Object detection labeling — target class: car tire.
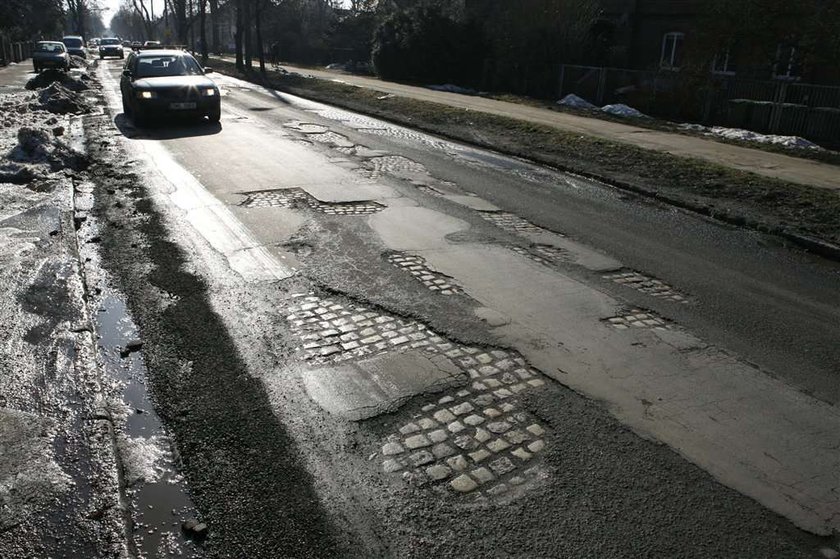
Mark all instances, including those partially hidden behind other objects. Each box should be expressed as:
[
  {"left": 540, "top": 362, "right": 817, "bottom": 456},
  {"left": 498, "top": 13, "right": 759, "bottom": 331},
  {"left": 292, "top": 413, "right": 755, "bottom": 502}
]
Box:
[
  {"left": 121, "top": 97, "right": 131, "bottom": 116},
  {"left": 100, "top": 54, "right": 104, "bottom": 60},
  {"left": 133, "top": 107, "right": 149, "bottom": 127},
  {"left": 33, "top": 64, "right": 39, "bottom": 73},
  {"left": 208, "top": 106, "right": 221, "bottom": 124}
]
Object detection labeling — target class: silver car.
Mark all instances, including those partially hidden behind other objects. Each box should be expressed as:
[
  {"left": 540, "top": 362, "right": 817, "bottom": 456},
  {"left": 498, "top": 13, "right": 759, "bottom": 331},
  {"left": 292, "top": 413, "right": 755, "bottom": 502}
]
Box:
[{"left": 33, "top": 41, "right": 70, "bottom": 72}]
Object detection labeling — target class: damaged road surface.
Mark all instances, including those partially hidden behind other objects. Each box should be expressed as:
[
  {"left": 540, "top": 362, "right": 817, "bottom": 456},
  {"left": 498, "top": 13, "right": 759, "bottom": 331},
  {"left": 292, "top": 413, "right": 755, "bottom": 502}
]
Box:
[{"left": 3, "top": 54, "right": 839, "bottom": 557}]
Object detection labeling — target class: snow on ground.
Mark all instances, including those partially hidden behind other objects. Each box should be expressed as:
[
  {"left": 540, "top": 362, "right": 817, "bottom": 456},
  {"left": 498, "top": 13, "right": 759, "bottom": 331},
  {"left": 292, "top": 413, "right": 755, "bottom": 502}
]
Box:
[
  {"left": 601, "top": 103, "right": 648, "bottom": 118},
  {"left": 557, "top": 93, "right": 597, "bottom": 110},
  {"left": 680, "top": 124, "right": 824, "bottom": 151}
]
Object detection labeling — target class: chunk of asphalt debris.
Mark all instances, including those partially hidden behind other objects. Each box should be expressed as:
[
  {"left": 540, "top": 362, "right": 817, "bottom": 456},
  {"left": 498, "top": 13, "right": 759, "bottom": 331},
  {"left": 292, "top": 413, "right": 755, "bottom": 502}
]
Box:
[
  {"left": 181, "top": 518, "right": 208, "bottom": 540},
  {"left": 119, "top": 339, "right": 143, "bottom": 358}
]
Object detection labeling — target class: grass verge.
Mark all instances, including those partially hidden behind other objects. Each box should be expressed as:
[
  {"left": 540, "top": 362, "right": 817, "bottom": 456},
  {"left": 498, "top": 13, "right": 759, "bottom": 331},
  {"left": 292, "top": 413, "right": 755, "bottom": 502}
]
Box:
[{"left": 213, "top": 59, "right": 840, "bottom": 252}]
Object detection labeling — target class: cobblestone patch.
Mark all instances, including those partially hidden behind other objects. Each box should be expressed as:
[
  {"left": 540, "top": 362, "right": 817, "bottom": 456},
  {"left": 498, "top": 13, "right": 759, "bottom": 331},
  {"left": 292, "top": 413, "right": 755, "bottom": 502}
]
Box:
[
  {"left": 509, "top": 244, "right": 574, "bottom": 267},
  {"left": 283, "top": 293, "right": 550, "bottom": 497},
  {"left": 239, "top": 188, "right": 384, "bottom": 215},
  {"left": 604, "top": 309, "right": 672, "bottom": 331},
  {"left": 603, "top": 270, "right": 688, "bottom": 303},
  {"left": 362, "top": 155, "right": 430, "bottom": 180},
  {"left": 386, "top": 252, "right": 462, "bottom": 295},
  {"left": 479, "top": 211, "right": 559, "bottom": 236},
  {"left": 306, "top": 131, "right": 355, "bottom": 148}
]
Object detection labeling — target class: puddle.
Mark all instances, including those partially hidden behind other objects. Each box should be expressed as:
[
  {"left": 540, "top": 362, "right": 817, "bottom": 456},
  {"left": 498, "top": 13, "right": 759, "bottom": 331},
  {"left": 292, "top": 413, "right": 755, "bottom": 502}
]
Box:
[{"left": 95, "top": 287, "right": 203, "bottom": 558}]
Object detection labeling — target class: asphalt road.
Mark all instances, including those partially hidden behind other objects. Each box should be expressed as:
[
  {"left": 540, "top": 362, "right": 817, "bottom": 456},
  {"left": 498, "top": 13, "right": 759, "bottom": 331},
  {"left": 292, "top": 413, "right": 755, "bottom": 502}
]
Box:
[{"left": 57, "top": 59, "right": 840, "bottom": 557}]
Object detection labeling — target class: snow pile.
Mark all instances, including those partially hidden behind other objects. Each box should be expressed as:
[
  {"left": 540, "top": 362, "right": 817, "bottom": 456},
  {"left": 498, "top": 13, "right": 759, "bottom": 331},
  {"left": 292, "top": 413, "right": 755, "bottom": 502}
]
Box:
[
  {"left": 68, "top": 55, "right": 89, "bottom": 69},
  {"left": 601, "top": 104, "right": 647, "bottom": 118},
  {"left": 557, "top": 93, "right": 596, "bottom": 110},
  {"left": 677, "top": 123, "right": 823, "bottom": 150},
  {"left": 37, "top": 82, "right": 92, "bottom": 114},
  {"left": 26, "top": 69, "right": 90, "bottom": 92}
]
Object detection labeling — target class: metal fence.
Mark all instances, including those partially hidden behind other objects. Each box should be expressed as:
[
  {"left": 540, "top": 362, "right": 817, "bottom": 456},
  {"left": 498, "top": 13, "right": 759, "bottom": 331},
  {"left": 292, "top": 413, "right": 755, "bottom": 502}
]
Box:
[
  {"left": 0, "top": 37, "right": 32, "bottom": 66},
  {"left": 558, "top": 64, "right": 840, "bottom": 147}
]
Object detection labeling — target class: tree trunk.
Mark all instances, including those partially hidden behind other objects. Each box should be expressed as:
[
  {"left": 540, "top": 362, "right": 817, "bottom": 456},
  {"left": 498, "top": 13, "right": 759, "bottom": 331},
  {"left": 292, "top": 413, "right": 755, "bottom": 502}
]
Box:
[
  {"left": 189, "top": 0, "right": 196, "bottom": 52},
  {"left": 235, "top": 0, "right": 243, "bottom": 69},
  {"left": 176, "top": 0, "right": 188, "bottom": 44},
  {"left": 209, "top": 0, "right": 219, "bottom": 54},
  {"left": 255, "top": 1, "right": 265, "bottom": 74},
  {"left": 199, "top": 0, "right": 208, "bottom": 62},
  {"left": 243, "top": 0, "right": 252, "bottom": 69}
]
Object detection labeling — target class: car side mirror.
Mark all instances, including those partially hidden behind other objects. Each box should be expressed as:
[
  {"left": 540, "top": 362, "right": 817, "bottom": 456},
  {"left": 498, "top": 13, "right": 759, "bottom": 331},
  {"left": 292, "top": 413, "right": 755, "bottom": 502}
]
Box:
[
  {"left": 122, "top": 69, "right": 132, "bottom": 79},
  {"left": 203, "top": 67, "right": 213, "bottom": 74}
]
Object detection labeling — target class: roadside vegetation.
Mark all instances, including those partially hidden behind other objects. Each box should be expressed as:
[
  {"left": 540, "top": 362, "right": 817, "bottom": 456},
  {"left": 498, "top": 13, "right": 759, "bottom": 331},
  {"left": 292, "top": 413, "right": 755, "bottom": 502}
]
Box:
[{"left": 214, "top": 58, "right": 840, "bottom": 251}]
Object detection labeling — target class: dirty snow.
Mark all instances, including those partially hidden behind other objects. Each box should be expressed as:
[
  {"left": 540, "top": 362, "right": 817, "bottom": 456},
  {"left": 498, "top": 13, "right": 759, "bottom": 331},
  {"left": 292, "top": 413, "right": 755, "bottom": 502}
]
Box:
[
  {"left": 680, "top": 123, "right": 823, "bottom": 151},
  {"left": 557, "top": 93, "right": 597, "bottom": 110},
  {"left": 601, "top": 103, "right": 648, "bottom": 118},
  {"left": 117, "top": 435, "right": 169, "bottom": 486}
]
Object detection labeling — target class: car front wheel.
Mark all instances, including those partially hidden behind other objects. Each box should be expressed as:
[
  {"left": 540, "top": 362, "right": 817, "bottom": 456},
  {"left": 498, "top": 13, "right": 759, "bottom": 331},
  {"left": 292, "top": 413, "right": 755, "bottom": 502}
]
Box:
[{"left": 33, "top": 64, "right": 39, "bottom": 73}]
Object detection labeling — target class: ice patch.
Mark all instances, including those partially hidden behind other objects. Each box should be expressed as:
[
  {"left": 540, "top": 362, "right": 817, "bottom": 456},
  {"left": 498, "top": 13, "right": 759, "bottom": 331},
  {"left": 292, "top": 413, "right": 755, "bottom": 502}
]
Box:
[{"left": 118, "top": 435, "right": 168, "bottom": 486}]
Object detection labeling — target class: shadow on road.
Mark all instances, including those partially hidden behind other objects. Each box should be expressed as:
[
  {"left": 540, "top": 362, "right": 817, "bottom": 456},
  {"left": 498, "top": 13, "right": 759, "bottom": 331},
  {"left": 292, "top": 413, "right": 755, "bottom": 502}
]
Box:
[{"left": 114, "top": 112, "right": 222, "bottom": 140}]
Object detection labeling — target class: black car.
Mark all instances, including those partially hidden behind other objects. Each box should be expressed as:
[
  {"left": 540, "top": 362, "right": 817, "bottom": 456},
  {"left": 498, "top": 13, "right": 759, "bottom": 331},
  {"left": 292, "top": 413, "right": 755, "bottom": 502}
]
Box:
[
  {"left": 61, "top": 36, "right": 86, "bottom": 59},
  {"left": 99, "top": 37, "right": 124, "bottom": 59},
  {"left": 120, "top": 50, "right": 221, "bottom": 126}
]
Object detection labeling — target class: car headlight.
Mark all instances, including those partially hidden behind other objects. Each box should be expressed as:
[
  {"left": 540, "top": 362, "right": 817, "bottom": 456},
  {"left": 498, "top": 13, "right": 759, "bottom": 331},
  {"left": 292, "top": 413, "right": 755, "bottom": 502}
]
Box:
[
  {"left": 202, "top": 88, "right": 217, "bottom": 97},
  {"left": 137, "top": 91, "right": 157, "bottom": 99}
]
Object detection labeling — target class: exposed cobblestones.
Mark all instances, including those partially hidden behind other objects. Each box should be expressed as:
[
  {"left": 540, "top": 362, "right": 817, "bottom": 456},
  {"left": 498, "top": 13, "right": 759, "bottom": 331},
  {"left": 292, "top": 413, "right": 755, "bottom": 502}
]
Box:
[
  {"left": 283, "top": 293, "right": 550, "bottom": 497},
  {"left": 604, "top": 309, "right": 672, "bottom": 331},
  {"left": 479, "top": 211, "right": 559, "bottom": 236},
  {"left": 508, "top": 244, "right": 574, "bottom": 267},
  {"left": 603, "top": 270, "right": 688, "bottom": 303},
  {"left": 239, "top": 188, "right": 384, "bottom": 215},
  {"left": 386, "top": 252, "right": 462, "bottom": 295}
]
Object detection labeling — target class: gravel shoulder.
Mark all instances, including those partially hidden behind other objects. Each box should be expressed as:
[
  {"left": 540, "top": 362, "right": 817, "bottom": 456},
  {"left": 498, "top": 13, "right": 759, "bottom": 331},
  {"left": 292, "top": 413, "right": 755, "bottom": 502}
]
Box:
[{"left": 210, "top": 60, "right": 840, "bottom": 255}]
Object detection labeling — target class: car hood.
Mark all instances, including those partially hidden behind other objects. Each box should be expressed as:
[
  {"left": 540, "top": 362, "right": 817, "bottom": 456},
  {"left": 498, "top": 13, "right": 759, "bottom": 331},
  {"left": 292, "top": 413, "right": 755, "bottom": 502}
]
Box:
[{"left": 133, "top": 76, "right": 216, "bottom": 89}]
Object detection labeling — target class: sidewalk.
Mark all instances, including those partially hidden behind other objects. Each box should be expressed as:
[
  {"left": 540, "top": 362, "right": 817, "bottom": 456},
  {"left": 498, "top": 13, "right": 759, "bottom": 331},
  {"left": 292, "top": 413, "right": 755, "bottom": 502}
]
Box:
[{"left": 224, "top": 58, "right": 840, "bottom": 192}]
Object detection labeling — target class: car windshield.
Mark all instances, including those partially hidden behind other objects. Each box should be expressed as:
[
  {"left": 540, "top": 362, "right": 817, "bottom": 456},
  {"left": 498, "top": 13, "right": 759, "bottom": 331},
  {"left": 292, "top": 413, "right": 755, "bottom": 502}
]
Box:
[
  {"left": 36, "top": 43, "right": 65, "bottom": 53},
  {"left": 101, "top": 38, "right": 120, "bottom": 45},
  {"left": 63, "top": 38, "right": 83, "bottom": 48},
  {"left": 135, "top": 55, "right": 203, "bottom": 78}
]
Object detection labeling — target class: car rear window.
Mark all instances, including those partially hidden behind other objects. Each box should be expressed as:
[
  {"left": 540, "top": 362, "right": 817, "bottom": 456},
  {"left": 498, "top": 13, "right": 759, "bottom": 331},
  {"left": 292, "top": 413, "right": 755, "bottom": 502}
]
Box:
[
  {"left": 37, "top": 43, "right": 65, "bottom": 53},
  {"left": 135, "top": 55, "right": 203, "bottom": 78},
  {"left": 101, "top": 38, "right": 120, "bottom": 45},
  {"left": 63, "top": 38, "right": 83, "bottom": 48}
]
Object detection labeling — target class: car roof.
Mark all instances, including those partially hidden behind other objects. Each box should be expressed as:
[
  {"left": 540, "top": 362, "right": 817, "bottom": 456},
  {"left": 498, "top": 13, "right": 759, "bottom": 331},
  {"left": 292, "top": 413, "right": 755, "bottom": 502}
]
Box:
[
  {"left": 62, "top": 35, "right": 83, "bottom": 39},
  {"left": 37, "top": 41, "right": 64, "bottom": 45}
]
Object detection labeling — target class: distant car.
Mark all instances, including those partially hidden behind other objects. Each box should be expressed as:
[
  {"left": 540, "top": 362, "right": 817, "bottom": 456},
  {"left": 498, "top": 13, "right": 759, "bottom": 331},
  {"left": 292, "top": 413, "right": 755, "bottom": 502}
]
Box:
[
  {"left": 32, "top": 41, "right": 70, "bottom": 72},
  {"left": 61, "top": 36, "right": 86, "bottom": 58},
  {"left": 89, "top": 38, "right": 100, "bottom": 48},
  {"left": 99, "top": 37, "right": 124, "bottom": 59},
  {"left": 120, "top": 50, "right": 220, "bottom": 126},
  {"left": 131, "top": 41, "right": 142, "bottom": 49},
  {"left": 122, "top": 40, "right": 132, "bottom": 47},
  {"left": 143, "top": 41, "right": 161, "bottom": 48}
]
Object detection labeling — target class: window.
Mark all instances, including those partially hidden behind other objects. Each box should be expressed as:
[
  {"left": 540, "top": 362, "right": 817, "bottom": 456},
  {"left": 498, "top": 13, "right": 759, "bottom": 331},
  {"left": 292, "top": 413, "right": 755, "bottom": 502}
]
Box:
[
  {"left": 712, "top": 48, "right": 735, "bottom": 75},
  {"left": 773, "top": 44, "right": 801, "bottom": 80},
  {"left": 660, "top": 32, "right": 684, "bottom": 69}
]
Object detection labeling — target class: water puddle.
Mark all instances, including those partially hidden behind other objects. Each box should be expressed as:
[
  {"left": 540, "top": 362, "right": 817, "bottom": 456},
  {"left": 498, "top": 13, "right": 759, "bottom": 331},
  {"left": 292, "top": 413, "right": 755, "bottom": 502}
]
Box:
[{"left": 95, "top": 286, "right": 203, "bottom": 558}]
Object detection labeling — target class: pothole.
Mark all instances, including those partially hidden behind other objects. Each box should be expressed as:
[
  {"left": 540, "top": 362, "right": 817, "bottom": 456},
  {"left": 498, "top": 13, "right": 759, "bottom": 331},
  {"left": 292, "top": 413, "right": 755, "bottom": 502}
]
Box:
[
  {"left": 386, "top": 252, "right": 462, "bottom": 295},
  {"left": 284, "top": 293, "right": 550, "bottom": 498},
  {"left": 603, "top": 308, "right": 673, "bottom": 330},
  {"left": 239, "top": 188, "right": 384, "bottom": 215},
  {"left": 362, "top": 155, "right": 430, "bottom": 180},
  {"left": 479, "top": 211, "right": 559, "bottom": 236},
  {"left": 603, "top": 270, "right": 689, "bottom": 303},
  {"left": 282, "top": 121, "right": 329, "bottom": 134},
  {"left": 305, "top": 131, "right": 354, "bottom": 148}
]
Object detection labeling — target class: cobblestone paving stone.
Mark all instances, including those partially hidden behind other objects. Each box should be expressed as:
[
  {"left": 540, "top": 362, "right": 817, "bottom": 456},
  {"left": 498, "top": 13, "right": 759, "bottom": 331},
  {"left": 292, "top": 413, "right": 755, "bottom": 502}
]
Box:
[
  {"left": 508, "top": 244, "right": 575, "bottom": 267},
  {"left": 479, "top": 211, "right": 561, "bottom": 236},
  {"left": 283, "top": 293, "right": 550, "bottom": 497},
  {"left": 604, "top": 309, "right": 672, "bottom": 331},
  {"left": 305, "top": 131, "right": 355, "bottom": 148},
  {"left": 603, "top": 270, "right": 689, "bottom": 303},
  {"left": 239, "top": 188, "right": 385, "bottom": 215},
  {"left": 362, "top": 155, "right": 431, "bottom": 180},
  {"left": 386, "top": 252, "right": 463, "bottom": 295}
]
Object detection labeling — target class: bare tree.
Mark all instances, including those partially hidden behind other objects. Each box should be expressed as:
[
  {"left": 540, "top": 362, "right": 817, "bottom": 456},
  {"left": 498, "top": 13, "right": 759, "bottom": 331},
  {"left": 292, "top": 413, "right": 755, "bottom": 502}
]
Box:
[{"left": 129, "top": 0, "right": 155, "bottom": 39}]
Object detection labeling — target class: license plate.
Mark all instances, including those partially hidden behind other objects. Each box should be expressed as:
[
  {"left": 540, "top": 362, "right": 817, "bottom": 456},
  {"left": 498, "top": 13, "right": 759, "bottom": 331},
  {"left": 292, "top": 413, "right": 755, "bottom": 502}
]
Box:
[{"left": 169, "top": 102, "right": 196, "bottom": 110}]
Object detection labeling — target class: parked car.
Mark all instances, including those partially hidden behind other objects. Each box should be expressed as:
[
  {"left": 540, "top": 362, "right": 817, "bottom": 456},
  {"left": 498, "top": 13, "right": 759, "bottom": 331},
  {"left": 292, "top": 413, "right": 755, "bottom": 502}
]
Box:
[
  {"left": 120, "top": 50, "right": 221, "bottom": 126},
  {"left": 122, "top": 40, "right": 132, "bottom": 47},
  {"left": 99, "top": 37, "right": 124, "bottom": 59},
  {"left": 32, "top": 41, "right": 70, "bottom": 72},
  {"left": 61, "top": 36, "right": 86, "bottom": 58}
]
